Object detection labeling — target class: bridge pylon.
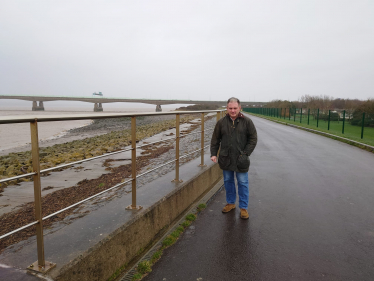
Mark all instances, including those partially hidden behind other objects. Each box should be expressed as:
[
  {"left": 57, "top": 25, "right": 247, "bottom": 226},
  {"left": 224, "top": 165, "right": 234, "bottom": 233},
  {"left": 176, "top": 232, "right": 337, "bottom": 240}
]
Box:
[
  {"left": 94, "top": 103, "right": 103, "bottom": 112},
  {"left": 32, "top": 101, "right": 45, "bottom": 111}
]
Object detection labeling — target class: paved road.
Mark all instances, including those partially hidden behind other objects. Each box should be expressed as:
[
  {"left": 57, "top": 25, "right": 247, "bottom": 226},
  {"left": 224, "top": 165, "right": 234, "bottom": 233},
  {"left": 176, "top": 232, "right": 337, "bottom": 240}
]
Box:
[{"left": 144, "top": 115, "right": 374, "bottom": 281}]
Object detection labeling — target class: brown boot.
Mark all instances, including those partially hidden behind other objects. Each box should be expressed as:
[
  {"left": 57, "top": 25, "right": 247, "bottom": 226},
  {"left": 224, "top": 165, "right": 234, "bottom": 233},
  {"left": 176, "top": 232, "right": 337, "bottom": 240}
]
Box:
[
  {"left": 222, "top": 204, "right": 236, "bottom": 213},
  {"left": 240, "top": 209, "right": 249, "bottom": 219}
]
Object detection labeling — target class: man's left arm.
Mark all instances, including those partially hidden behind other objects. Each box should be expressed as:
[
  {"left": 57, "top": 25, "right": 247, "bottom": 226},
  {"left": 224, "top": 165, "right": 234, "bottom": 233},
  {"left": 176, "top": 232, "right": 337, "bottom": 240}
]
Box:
[{"left": 243, "top": 119, "right": 257, "bottom": 156}]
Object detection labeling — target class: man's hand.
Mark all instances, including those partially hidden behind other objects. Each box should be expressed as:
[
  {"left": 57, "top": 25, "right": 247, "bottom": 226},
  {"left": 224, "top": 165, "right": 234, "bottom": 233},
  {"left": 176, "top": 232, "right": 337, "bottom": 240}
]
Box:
[{"left": 211, "top": 156, "right": 217, "bottom": 163}]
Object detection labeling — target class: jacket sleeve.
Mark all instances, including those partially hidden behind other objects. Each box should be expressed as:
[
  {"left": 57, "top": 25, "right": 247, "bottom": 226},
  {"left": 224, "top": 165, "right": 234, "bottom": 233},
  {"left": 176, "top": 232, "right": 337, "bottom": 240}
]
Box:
[
  {"left": 210, "top": 120, "right": 222, "bottom": 157},
  {"left": 244, "top": 119, "right": 257, "bottom": 156}
]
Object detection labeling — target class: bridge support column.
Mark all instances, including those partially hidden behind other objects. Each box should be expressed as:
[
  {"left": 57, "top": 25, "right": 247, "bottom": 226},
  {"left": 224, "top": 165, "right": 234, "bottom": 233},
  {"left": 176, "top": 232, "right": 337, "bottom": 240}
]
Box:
[
  {"left": 94, "top": 103, "right": 103, "bottom": 112},
  {"left": 32, "top": 101, "right": 45, "bottom": 111},
  {"left": 155, "top": 104, "right": 162, "bottom": 112}
]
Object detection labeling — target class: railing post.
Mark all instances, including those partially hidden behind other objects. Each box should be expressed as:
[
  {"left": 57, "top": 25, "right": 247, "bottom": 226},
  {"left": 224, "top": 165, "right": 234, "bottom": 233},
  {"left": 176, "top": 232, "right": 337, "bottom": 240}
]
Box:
[
  {"left": 342, "top": 110, "right": 345, "bottom": 134},
  {"left": 317, "top": 108, "right": 319, "bottom": 127},
  {"left": 27, "top": 120, "right": 56, "bottom": 274},
  {"left": 172, "top": 114, "right": 182, "bottom": 183},
  {"left": 199, "top": 113, "right": 207, "bottom": 167},
  {"left": 126, "top": 116, "right": 142, "bottom": 210},
  {"left": 300, "top": 108, "right": 303, "bottom": 123},
  {"left": 328, "top": 110, "right": 331, "bottom": 130}
]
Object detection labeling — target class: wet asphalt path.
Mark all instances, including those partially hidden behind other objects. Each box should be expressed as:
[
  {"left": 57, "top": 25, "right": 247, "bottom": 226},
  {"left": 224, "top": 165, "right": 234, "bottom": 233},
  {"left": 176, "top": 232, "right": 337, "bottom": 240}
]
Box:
[{"left": 143, "top": 115, "right": 374, "bottom": 281}]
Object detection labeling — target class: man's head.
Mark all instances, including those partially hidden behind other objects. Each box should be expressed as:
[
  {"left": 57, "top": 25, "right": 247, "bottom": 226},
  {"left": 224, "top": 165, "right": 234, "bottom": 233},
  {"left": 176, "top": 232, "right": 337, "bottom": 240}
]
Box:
[{"left": 227, "top": 97, "right": 241, "bottom": 120}]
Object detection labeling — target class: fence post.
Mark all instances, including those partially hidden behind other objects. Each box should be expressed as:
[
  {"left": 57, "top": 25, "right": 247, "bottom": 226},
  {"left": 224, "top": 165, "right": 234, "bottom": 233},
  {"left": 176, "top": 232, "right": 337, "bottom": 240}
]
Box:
[
  {"left": 172, "top": 114, "right": 183, "bottom": 182},
  {"left": 126, "top": 116, "right": 142, "bottom": 210},
  {"left": 317, "top": 108, "right": 319, "bottom": 127},
  {"left": 289, "top": 108, "right": 290, "bottom": 120},
  {"left": 199, "top": 113, "right": 206, "bottom": 167},
  {"left": 300, "top": 108, "right": 303, "bottom": 123},
  {"left": 361, "top": 112, "right": 365, "bottom": 139},
  {"left": 307, "top": 108, "right": 310, "bottom": 125},
  {"left": 27, "top": 120, "right": 56, "bottom": 273},
  {"left": 342, "top": 110, "right": 345, "bottom": 134},
  {"left": 294, "top": 108, "right": 296, "bottom": 122},
  {"left": 328, "top": 110, "right": 331, "bottom": 130}
]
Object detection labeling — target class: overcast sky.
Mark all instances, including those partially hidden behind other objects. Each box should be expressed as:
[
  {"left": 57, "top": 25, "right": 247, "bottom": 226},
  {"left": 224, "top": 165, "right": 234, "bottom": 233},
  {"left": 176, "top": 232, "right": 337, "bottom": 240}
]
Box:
[{"left": 1, "top": 0, "right": 373, "bottom": 103}]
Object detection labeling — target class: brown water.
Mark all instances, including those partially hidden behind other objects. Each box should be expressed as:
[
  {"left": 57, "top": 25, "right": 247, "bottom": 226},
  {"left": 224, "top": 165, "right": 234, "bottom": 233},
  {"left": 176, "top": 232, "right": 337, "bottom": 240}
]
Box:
[{"left": 0, "top": 107, "right": 177, "bottom": 154}]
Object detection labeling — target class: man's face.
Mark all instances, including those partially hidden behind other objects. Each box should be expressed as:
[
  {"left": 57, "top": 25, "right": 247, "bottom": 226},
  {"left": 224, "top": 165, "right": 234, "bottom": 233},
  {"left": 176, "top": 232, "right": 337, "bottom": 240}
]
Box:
[{"left": 227, "top": 102, "right": 241, "bottom": 119}]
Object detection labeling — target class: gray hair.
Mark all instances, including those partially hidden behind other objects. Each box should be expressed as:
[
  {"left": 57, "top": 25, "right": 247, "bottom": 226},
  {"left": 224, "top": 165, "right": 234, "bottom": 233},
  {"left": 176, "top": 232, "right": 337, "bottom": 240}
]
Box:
[{"left": 227, "top": 97, "right": 241, "bottom": 105}]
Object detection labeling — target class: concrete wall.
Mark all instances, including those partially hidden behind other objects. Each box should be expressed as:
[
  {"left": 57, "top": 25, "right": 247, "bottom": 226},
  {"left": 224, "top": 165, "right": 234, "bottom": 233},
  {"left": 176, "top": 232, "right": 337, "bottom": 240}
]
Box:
[{"left": 54, "top": 163, "right": 222, "bottom": 281}]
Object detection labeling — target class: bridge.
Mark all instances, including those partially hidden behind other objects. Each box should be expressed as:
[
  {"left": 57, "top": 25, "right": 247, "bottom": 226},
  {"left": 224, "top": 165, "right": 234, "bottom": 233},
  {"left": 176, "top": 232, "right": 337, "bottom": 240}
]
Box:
[{"left": 0, "top": 94, "right": 265, "bottom": 112}]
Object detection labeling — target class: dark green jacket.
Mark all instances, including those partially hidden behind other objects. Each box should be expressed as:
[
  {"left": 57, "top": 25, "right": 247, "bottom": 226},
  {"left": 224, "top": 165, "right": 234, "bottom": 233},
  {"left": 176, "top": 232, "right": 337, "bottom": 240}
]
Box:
[{"left": 210, "top": 113, "right": 257, "bottom": 172}]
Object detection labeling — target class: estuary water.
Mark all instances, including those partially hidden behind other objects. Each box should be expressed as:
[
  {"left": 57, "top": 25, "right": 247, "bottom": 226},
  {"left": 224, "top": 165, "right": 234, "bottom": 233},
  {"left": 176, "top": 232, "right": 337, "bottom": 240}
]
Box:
[{"left": 0, "top": 106, "right": 177, "bottom": 155}]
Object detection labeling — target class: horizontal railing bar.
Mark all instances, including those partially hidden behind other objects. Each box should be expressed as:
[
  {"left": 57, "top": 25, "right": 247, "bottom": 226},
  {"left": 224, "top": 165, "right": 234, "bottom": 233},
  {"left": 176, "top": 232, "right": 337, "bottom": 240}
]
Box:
[
  {"left": 40, "top": 148, "right": 133, "bottom": 173},
  {"left": 0, "top": 136, "right": 213, "bottom": 185},
  {"left": 0, "top": 220, "right": 39, "bottom": 240},
  {"left": 43, "top": 178, "right": 133, "bottom": 221},
  {"left": 0, "top": 172, "right": 36, "bottom": 183},
  {"left": 136, "top": 159, "right": 177, "bottom": 178},
  {"left": 136, "top": 136, "right": 176, "bottom": 149},
  {"left": 181, "top": 131, "right": 201, "bottom": 137},
  {"left": 179, "top": 144, "right": 211, "bottom": 160},
  {"left": 0, "top": 110, "right": 225, "bottom": 124},
  {"left": 180, "top": 148, "right": 202, "bottom": 159}
]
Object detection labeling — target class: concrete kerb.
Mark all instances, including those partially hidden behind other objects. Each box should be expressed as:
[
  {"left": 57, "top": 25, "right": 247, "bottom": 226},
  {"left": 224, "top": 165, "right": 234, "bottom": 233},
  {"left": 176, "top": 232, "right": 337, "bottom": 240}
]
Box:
[
  {"left": 52, "top": 162, "right": 223, "bottom": 281},
  {"left": 246, "top": 113, "right": 374, "bottom": 153},
  {"left": 119, "top": 178, "right": 224, "bottom": 281}
]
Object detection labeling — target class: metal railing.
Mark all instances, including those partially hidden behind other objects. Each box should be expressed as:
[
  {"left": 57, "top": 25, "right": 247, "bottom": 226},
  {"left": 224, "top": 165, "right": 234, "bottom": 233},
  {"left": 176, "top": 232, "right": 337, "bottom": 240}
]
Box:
[{"left": 0, "top": 109, "right": 226, "bottom": 273}]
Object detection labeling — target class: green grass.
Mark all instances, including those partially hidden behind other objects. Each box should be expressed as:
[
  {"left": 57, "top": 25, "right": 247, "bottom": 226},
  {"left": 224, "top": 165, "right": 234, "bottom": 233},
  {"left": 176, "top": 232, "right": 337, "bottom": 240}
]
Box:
[
  {"left": 248, "top": 113, "right": 374, "bottom": 147},
  {"left": 185, "top": 213, "right": 197, "bottom": 221},
  {"left": 162, "top": 235, "right": 176, "bottom": 247},
  {"left": 197, "top": 203, "right": 207, "bottom": 212},
  {"left": 150, "top": 250, "right": 162, "bottom": 263},
  {"left": 131, "top": 273, "right": 142, "bottom": 281},
  {"left": 181, "top": 220, "right": 191, "bottom": 228},
  {"left": 137, "top": 260, "right": 152, "bottom": 275}
]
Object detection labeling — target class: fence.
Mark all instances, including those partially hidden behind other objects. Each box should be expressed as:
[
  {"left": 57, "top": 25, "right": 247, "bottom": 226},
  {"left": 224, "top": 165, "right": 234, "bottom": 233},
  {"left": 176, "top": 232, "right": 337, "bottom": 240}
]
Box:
[
  {"left": 0, "top": 109, "right": 225, "bottom": 273},
  {"left": 244, "top": 107, "right": 374, "bottom": 144}
]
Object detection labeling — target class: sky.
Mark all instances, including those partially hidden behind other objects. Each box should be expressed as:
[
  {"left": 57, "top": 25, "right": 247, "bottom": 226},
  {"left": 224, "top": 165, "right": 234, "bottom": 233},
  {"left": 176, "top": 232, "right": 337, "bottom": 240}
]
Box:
[{"left": 1, "top": 0, "right": 373, "bottom": 104}]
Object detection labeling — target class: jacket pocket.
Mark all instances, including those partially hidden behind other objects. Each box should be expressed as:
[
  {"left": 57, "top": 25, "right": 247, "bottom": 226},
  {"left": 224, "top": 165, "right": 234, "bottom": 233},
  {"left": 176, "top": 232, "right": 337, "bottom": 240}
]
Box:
[
  {"left": 237, "top": 154, "right": 250, "bottom": 171},
  {"left": 218, "top": 150, "right": 231, "bottom": 170}
]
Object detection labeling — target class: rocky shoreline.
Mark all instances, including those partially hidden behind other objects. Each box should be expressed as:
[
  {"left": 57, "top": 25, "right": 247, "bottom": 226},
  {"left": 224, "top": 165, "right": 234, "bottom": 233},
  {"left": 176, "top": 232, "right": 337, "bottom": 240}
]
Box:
[{"left": 0, "top": 115, "right": 176, "bottom": 157}]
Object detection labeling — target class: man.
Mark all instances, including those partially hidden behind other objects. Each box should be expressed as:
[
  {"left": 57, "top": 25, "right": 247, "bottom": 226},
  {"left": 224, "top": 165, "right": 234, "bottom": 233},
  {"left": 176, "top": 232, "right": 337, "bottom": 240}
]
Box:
[{"left": 210, "top": 97, "right": 257, "bottom": 219}]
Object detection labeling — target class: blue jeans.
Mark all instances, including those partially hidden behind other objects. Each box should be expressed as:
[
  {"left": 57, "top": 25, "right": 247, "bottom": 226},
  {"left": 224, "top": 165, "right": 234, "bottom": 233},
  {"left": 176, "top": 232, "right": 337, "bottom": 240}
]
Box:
[{"left": 223, "top": 170, "right": 249, "bottom": 209}]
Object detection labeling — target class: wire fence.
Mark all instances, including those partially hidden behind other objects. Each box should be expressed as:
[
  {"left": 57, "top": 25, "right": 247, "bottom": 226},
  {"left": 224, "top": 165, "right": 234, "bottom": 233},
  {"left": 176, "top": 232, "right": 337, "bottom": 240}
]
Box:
[{"left": 244, "top": 107, "right": 374, "bottom": 146}]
